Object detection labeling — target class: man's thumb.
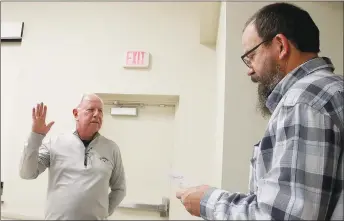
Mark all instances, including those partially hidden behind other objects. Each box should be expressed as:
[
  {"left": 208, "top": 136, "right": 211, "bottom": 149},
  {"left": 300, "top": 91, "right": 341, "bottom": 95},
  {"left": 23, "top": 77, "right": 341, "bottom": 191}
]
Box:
[{"left": 47, "top": 121, "right": 55, "bottom": 129}]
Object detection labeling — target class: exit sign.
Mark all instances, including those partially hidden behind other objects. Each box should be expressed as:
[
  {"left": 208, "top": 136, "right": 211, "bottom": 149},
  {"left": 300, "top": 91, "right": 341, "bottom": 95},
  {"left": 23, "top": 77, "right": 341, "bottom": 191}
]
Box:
[{"left": 123, "top": 51, "right": 150, "bottom": 68}]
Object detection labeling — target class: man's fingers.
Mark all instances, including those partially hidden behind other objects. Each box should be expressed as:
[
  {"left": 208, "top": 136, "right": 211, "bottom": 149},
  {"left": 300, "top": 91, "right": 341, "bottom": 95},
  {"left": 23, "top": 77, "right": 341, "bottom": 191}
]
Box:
[
  {"left": 176, "top": 190, "right": 185, "bottom": 199},
  {"left": 36, "top": 103, "right": 42, "bottom": 117},
  {"left": 176, "top": 188, "right": 191, "bottom": 199},
  {"left": 34, "top": 102, "right": 46, "bottom": 118},
  {"left": 176, "top": 188, "right": 195, "bottom": 203},
  {"left": 39, "top": 102, "right": 44, "bottom": 116},
  {"left": 32, "top": 107, "right": 36, "bottom": 120},
  {"left": 42, "top": 105, "right": 47, "bottom": 119},
  {"left": 36, "top": 103, "right": 40, "bottom": 117},
  {"left": 181, "top": 191, "right": 193, "bottom": 203}
]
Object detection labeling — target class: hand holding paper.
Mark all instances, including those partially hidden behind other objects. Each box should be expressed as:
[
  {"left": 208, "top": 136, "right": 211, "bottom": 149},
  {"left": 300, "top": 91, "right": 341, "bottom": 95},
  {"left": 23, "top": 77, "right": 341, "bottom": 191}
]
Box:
[
  {"left": 170, "top": 172, "right": 211, "bottom": 217},
  {"left": 175, "top": 184, "right": 211, "bottom": 217}
]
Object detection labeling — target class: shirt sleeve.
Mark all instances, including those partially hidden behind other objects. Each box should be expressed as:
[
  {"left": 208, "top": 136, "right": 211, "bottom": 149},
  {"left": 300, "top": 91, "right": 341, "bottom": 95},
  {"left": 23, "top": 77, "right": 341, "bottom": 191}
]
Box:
[
  {"left": 19, "top": 132, "right": 51, "bottom": 179},
  {"left": 200, "top": 103, "right": 342, "bottom": 220},
  {"left": 108, "top": 144, "right": 126, "bottom": 216}
]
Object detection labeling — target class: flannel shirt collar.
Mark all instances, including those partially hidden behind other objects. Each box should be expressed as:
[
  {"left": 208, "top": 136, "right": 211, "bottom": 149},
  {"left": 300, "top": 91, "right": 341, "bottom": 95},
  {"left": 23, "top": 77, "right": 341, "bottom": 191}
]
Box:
[{"left": 266, "top": 57, "right": 335, "bottom": 113}]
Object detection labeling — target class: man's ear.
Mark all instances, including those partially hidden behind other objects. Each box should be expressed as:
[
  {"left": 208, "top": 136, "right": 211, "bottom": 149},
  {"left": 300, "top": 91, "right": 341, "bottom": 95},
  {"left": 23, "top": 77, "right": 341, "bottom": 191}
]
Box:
[
  {"left": 275, "top": 33, "right": 289, "bottom": 60},
  {"left": 72, "top": 109, "right": 79, "bottom": 121}
]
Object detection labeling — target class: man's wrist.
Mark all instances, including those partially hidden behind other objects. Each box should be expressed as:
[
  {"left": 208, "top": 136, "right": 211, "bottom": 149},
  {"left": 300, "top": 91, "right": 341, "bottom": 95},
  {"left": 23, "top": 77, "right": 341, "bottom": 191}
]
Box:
[
  {"left": 27, "top": 131, "right": 45, "bottom": 148},
  {"left": 200, "top": 187, "right": 225, "bottom": 220}
]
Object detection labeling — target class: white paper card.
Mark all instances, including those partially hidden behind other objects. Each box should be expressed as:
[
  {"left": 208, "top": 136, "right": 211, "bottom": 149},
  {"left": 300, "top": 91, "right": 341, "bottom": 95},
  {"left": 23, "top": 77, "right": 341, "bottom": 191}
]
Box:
[{"left": 169, "top": 172, "right": 197, "bottom": 189}]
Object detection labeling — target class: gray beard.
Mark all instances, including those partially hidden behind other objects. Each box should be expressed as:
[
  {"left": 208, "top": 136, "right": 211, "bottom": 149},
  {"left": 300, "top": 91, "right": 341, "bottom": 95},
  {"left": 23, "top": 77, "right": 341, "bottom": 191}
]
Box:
[{"left": 256, "top": 70, "right": 284, "bottom": 118}]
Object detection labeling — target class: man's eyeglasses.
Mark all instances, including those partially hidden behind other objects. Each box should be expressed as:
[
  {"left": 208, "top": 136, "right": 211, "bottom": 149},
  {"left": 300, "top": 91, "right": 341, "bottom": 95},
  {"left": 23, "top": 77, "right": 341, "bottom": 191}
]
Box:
[{"left": 241, "top": 38, "right": 273, "bottom": 68}]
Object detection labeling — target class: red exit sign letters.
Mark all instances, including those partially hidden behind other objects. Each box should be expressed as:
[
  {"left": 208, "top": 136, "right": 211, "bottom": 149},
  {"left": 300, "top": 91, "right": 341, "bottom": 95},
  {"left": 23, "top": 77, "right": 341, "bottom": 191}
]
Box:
[{"left": 124, "top": 51, "right": 150, "bottom": 68}]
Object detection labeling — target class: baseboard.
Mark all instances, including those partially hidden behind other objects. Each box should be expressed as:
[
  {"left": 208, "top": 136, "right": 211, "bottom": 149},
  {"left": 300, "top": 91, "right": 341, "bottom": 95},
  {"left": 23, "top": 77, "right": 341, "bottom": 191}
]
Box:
[{"left": 1, "top": 211, "right": 42, "bottom": 220}]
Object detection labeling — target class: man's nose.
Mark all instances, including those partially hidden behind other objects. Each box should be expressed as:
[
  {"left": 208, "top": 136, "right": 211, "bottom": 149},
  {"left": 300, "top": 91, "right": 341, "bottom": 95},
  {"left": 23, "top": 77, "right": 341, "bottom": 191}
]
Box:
[
  {"left": 247, "top": 67, "right": 255, "bottom": 76},
  {"left": 93, "top": 109, "right": 100, "bottom": 117}
]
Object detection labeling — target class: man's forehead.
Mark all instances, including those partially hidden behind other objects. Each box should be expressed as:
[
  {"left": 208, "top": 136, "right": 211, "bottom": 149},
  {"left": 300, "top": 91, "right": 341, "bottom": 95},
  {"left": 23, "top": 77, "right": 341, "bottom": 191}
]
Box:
[
  {"left": 242, "top": 23, "right": 261, "bottom": 52},
  {"left": 80, "top": 99, "right": 103, "bottom": 108}
]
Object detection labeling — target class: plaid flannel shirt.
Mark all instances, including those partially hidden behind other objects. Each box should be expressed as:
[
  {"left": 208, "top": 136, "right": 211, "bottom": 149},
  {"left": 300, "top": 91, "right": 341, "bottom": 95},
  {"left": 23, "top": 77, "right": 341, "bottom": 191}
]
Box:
[{"left": 201, "top": 57, "right": 344, "bottom": 220}]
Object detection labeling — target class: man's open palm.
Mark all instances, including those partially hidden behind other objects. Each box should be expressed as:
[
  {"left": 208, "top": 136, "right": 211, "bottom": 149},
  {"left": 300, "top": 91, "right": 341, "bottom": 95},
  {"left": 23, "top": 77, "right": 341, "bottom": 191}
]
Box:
[{"left": 32, "top": 102, "right": 55, "bottom": 135}]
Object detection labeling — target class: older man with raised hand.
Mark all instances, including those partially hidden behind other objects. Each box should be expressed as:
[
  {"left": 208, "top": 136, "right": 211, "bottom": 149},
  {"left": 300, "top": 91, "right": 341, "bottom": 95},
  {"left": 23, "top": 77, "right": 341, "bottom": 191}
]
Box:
[
  {"left": 176, "top": 2, "right": 343, "bottom": 220},
  {"left": 20, "top": 93, "right": 126, "bottom": 220}
]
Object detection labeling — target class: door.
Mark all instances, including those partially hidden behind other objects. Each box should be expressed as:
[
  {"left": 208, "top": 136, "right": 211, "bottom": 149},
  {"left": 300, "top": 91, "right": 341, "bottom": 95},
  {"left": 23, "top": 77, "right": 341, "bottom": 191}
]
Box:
[{"left": 100, "top": 104, "right": 175, "bottom": 220}]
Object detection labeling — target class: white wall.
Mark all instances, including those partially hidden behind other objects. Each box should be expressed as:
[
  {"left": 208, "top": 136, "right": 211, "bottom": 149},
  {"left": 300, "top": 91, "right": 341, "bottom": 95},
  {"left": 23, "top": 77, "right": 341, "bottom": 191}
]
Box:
[
  {"left": 214, "top": 1, "right": 226, "bottom": 187},
  {"left": 1, "top": 2, "right": 217, "bottom": 219},
  {"left": 221, "top": 1, "right": 343, "bottom": 192}
]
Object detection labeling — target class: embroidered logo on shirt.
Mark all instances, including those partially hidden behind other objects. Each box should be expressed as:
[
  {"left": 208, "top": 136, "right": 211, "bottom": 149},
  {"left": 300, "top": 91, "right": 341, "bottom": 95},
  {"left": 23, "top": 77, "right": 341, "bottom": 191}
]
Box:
[{"left": 99, "top": 156, "right": 109, "bottom": 163}]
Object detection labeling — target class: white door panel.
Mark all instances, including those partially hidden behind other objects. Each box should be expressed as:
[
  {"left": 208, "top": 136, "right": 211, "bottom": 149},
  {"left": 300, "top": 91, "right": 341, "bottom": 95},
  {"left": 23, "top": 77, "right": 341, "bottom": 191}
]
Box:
[{"left": 100, "top": 105, "right": 175, "bottom": 220}]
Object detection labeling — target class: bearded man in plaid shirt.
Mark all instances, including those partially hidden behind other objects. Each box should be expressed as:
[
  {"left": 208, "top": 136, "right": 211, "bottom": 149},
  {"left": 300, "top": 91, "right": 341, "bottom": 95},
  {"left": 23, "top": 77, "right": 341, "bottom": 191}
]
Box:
[{"left": 176, "top": 2, "right": 343, "bottom": 220}]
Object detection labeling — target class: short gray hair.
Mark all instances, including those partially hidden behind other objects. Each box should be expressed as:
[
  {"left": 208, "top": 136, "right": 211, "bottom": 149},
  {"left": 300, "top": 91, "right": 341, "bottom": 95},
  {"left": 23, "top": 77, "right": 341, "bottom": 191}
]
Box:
[{"left": 77, "top": 93, "right": 104, "bottom": 109}]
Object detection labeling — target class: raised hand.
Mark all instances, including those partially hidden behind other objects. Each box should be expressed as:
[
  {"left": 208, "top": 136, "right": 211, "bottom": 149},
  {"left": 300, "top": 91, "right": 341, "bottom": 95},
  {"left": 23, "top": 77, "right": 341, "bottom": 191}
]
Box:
[{"left": 32, "top": 102, "right": 55, "bottom": 135}]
